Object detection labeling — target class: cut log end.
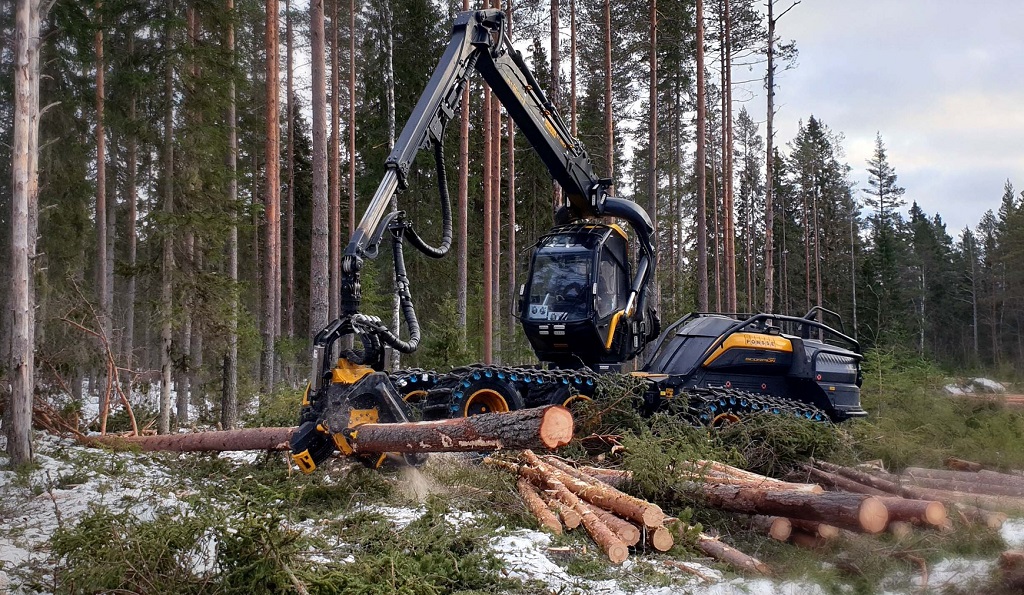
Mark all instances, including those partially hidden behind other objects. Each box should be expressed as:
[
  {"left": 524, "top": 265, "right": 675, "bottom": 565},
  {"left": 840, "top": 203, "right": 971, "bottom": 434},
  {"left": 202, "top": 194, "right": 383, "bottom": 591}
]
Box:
[
  {"left": 539, "top": 406, "right": 575, "bottom": 449},
  {"left": 859, "top": 496, "right": 889, "bottom": 534},
  {"left": 647, "top": 526, "right": 674, "bottom": 552},
  {"left": 924, "top": 500, "right": 947, "bottom": 527},
  {"left": 607, "top": 542, "right": 629, "bottom": 565}
]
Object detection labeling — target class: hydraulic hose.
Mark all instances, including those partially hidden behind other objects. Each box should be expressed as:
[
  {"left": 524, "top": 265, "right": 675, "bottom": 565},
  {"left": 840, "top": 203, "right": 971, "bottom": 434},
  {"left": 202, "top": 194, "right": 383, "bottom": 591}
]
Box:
[{"left": 404, "top": 138, "right": 453, "bottom": 259}]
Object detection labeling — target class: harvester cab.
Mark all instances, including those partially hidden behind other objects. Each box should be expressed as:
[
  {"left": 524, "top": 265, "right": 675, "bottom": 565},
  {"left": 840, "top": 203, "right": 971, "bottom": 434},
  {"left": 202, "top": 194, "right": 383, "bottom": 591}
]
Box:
[{"left": 519, "top": 223, "right": 658, "bottom": 372}]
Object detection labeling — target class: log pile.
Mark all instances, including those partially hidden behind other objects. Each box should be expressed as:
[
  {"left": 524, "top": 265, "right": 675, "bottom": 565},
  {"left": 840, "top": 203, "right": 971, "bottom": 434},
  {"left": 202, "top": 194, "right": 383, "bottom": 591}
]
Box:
[{"left": 486, "top": 451, "right": 772, "bottom": 574}]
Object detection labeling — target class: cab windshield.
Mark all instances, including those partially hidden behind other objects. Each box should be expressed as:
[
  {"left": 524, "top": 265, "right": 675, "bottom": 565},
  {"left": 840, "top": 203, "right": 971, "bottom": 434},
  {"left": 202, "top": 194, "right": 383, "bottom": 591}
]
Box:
[{"left": 526, "top": 250, "right": 592, "bottom": 322}]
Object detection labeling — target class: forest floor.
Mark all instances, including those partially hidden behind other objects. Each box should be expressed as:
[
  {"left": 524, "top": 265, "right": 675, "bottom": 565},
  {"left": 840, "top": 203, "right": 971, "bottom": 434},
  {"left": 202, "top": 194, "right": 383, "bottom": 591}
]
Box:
[
  {"left": 3, "top": 356, "right": 1024, "bottom": 593},
  {"left": 1, "top": 427, "right": 1022, "bottom": 594}
]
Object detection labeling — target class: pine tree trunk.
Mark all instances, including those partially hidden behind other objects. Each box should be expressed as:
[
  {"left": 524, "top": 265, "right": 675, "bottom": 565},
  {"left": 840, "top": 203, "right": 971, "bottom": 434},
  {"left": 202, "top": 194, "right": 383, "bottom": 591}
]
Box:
[
  {"left": 569, "top": 0, "right": 577, "bottom": 136},
  {"left": 602, "top": 0, "right": 613, "bottom": 183},
  {"left": 262, "top": 0, "right": 280, "bottom": 392},
  {"left": 550, "top": 0, "right": 561, "bottom": 212},
  {"left": 95, "top": 0, "right": 110, "bottom": 352},
  {"left": 456, "top": 0, "right": 469, "bottom": 333},
  {"left": 124, "top": 82, "right": 137, "bottom": 372},
  {"left": 490, "top": 0, "right": 502, "bottom": 362},
  {"left": 483, "top": 83, "right": 493, "bottom": 363},
  {"left": 506, "top": 2, "right": 517, "bottom": 342},
  {"left": 310, "top": 0, "right": 330, "bottom": 351},
  {"left": 722, "top": 0, "right": 736, "bottom": 313},
  {"left": 223, "top": 0, "right": 239, "bottom": 431},
  {"left": 7, "top": 0, "right": 41, "bottom": 466},
  {"left": 695, "top": 0, "right": 708, "bottom": 311},
  {"left": 764, "top": 0, "right": 775, "bottom": 311},
  {"left": 329, "top": 0, "right": 341, "bottom": 322},
  {"left": 285, "top": 0, "right": 296, "bottom": 339},
  {"left": 348, "top": 0, "right": 357, "bottom": 236},
  {"left": 159, "top": 1, "right": 175, "bottom": 435},
  {"left": 647, "top": 0, "right": 658, "bottom": 319}
]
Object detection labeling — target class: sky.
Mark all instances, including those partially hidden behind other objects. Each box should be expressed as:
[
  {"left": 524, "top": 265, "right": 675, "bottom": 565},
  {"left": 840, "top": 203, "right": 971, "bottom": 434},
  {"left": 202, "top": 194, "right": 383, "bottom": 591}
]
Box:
[{"left": 763, "top": 0, "right": 1024, "bottom": 234}]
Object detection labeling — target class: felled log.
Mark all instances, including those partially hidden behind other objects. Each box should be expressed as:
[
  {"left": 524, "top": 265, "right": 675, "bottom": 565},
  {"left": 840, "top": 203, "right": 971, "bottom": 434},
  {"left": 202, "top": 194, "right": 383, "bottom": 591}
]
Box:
[
  {"left": 945, "top": 457, "right": 984, "bottom": 472},
  {"left": 788, "top": 529, "right": 826, "bottom": 549},
  {"left": 816, "top": 461, "right": 1007, "bottom": 526},
  {"left": 516, "top": 454, "right": 628, "bottom": 563},
  {"left": 546, "top": 496, "right": 583, "bottom": 530},
  {"left": 522, "top": 451, "right": 665, "bottom": 528},
  {"left": 687, "top": 461, "right": 823, "bottom": 493},
  {"left": 646, "top": 526, "right": 675, "bottom": 552},
  {"left": 352, "top": 405, "right": 574, "bottom": 453},
  {"left": 693, "top": 484, "right": 889, "bottom": 534},
  {"left": 876, "top": 497, "right": 946, "bottom": 528},
  {"left": 887, "top": 521, "right": 914, "bottom": 539},
  {"left": 696, "top": 535, "right": 772, "bottom": 576},
  {"left": 85, "top": 426, "right": 296, "bottom": 452},
  {"left": 902, "top": 474, "right": 1024, "bottom": 498},
  {"left": 580, "top": 466, "right": 633, "bottom": 488},
  {"left": 799, "top": 466, "right": 890, "bottom": 497},
  {"left": 580, "top": 502, "right": 641, "bottom": 546},
  {"left": 788, "top": 518, "right": 838, "bottom": 539},
  {"left": 749, "top": 515, "right": 792, "bottom": 541},
  {"left": 904, "top": 466, "right": 1024, "bottom": 486},
  {"left": 517, "top": 477, "right": 562, "bottom": 534}
]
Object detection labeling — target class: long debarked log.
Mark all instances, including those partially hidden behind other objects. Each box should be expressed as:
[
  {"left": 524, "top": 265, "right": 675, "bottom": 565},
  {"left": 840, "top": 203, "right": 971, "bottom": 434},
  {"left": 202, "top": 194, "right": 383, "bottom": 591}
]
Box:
[
  {"left": 85, "top": 427, "right": 296, "bottom": 452},
  {"left": 692, "top": 484, "right": 888, "bottom": 534},
  {"left": 352, "top": 405, "right": 574, "bottom": 453}
]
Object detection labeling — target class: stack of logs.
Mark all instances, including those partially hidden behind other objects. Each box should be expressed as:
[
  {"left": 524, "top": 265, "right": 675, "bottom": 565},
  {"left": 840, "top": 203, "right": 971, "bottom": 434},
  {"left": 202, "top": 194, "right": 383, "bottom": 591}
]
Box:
[
  {"left": 494, "top": 455, "right": 964, "bottom": 570},
  {"left": 485, "top": 451, "right": 772, "bottom": 574},
  {"left": 804, "top": 458, "right": 1021, "bottom": 529},
  {"left": 673, "top": 460, "right": 947, "bottom": 547}
]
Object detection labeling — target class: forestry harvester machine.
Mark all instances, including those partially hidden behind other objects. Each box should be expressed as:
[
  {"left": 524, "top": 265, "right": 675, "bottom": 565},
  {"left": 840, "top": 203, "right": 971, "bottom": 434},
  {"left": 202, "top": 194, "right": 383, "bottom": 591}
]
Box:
[{"left": 289, "top": 9, "right": 866, "bottom": 473}]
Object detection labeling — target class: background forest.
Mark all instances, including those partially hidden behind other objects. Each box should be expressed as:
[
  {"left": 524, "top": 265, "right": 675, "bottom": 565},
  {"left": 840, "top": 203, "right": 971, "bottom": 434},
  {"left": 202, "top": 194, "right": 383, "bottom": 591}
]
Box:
[{"left": 2, "top": 0, "right": 1022, "bottom": 447}]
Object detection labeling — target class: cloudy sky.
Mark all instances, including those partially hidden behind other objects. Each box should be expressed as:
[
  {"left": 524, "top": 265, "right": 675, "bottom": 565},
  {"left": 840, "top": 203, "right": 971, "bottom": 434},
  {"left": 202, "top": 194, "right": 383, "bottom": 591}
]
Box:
[{"left": 762, "top": 0, "right": 1024, "bottom": 234}]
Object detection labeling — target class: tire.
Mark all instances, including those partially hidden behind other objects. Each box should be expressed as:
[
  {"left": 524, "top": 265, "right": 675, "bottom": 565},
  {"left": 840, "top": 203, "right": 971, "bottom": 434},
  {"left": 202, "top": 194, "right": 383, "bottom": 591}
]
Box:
[{"left": 449, "top": 369, "right": 525, "bottom": 417}]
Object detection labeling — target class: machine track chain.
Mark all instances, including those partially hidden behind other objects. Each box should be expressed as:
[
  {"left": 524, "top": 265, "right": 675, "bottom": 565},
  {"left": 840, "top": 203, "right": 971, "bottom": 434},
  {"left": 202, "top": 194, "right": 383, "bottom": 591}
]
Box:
[
  {"left": 390, "top": 364, "right": 599, "bottom": 420},
  {"left": 684, "top": 386, "right": 831, "bottom": 426}
]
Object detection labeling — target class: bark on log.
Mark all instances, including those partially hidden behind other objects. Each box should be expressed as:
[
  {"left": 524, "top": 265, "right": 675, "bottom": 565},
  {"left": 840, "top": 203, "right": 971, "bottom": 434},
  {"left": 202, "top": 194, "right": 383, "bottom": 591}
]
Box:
[
  {"left": 516, "top": 455, "right": 628, "bottom": 563},
  {"left": 546, "top": 496, "right": 582, "bottom": 530},
  {"left": 522, "top": 451, "right": 665, "bottom": 528},
  {"left": 352, "top": 405, "right": 573, "bottom": 453},
  {"left": 788, "top": 518, "right": 838, "bottom": 539},
  {"left": 693, "top": 484, "right": 888, "bottom": 534},
  {"left": 581, "top": 501, "right": 640, "bottom": 545},
  {"left": 85, "top": 427, "right": 295, "bottom": 452},
  {"left": 876, "top": 497, "right": 947, "bottom": 528},
  {"left": 887, "top": 521, "right": 914, "bottom": 539},
  {"left": 816, "top": 461, "right": 1007, "bottom": 526},
  {"left": 750, "top": 515, "right": 792, "bottom": 541},
  {"left": 580, "top": 465, "right": 632, "bottom": 488},
  {"left": 945, "top": 457, "right": 985, "bottom": 472},
  {"left": 518, "top": 477, "right": 562, "bottom": 534},
  {"left": 788, "top": 529, "right": 826, "bottom": 549},
  {"left": 696, "top": 534, "right": 772, "bottom": 575},
  {"left": 800, "top": 465, "right": 890, "bottom": 497},
  {"left": 904, "top": 467, "right": 1024, "bottom": 490}
]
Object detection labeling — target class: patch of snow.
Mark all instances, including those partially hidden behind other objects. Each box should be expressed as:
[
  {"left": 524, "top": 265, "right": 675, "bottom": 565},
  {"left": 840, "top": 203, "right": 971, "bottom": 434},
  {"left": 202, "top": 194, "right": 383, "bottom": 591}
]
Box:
[
  {"left": 944, "top": 383, "right": 967, "bottom": 396},
  {"left": 1001, "top": 518, "right": 1024, "bottom": 549},
  {"left": 970, "top": 378, "right": 1007, "bottom": 394},
  {"left": 354, "top": 504, "right": 425, "bottom": 530},
  {"left": 917, "top": 558, "right": 993, "bottom": 590}
]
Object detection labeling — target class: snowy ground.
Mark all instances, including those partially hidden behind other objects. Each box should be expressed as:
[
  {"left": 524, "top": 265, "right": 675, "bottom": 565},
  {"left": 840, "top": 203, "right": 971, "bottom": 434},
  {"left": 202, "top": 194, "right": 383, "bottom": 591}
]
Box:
[{"left": 0, "top": 432, "right": 1017, "bottom": 594}]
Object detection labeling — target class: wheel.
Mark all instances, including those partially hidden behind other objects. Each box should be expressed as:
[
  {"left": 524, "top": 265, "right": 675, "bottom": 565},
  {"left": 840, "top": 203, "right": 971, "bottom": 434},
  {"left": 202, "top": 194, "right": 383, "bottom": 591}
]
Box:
[{"left": 450, "top": 369, "right": 525, "bottom": 417}]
